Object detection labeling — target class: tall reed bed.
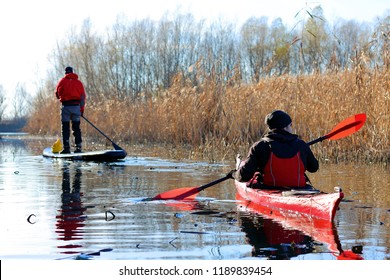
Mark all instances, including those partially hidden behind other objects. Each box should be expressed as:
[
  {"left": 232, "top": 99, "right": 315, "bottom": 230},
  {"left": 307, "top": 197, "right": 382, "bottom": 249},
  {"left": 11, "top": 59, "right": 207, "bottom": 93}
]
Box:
[{"left": 25, "top": 67, "right": 389, "bottom": 163}]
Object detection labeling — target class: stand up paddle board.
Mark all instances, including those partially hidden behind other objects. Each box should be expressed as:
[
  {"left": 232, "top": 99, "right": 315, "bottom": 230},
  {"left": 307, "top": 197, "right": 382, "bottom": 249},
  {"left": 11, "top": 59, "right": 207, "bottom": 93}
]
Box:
[{"left": 43, "top": 147, "right": 126, "bottom": 161}]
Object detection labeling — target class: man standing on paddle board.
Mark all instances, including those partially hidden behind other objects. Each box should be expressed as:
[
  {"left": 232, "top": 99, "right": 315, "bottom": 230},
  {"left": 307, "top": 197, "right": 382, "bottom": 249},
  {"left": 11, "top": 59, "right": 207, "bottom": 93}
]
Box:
[
  {"left": 231, "top": 110, "right": 319, "bottom": 188},
  {"left": 55, "top": 66, "right": 86, "bottom": 154}
]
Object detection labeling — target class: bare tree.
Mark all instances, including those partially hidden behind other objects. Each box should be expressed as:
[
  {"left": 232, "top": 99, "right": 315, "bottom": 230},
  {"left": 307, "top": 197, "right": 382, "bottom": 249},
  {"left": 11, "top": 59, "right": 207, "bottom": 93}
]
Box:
[
  {"left": 269, "top": 18, "right": 291, "bottom": 75},
  {"left": 240, "top": 17, "right": 271, "bottom": 82},
  {"left": 12, "top": 83, "right": 30, "bottom": 119},
  {"left": 301, "top": 6, "right": 330, "bottom": 72},
  {"left": 371, "top": 14, "right": 390, "bottom": 69},
  {"left": 0, "top": 85, "right": 6, "bottom": 121}
]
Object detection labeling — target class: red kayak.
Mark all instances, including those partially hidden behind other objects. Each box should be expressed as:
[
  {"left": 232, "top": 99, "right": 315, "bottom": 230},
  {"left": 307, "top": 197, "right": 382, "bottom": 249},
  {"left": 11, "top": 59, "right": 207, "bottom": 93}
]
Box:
[
  {"left": 235, "top": 180, "right": 344, "bottom": 221},
  {"left": 236, "top": 192, "right": 363, "bottom": 259}
]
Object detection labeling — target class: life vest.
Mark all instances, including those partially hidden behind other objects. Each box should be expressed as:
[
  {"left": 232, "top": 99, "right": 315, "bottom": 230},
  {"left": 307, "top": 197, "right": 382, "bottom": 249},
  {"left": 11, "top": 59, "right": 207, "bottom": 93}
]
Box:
[{"left": 263, "top": 151, "right": 306, "bottom": 187}]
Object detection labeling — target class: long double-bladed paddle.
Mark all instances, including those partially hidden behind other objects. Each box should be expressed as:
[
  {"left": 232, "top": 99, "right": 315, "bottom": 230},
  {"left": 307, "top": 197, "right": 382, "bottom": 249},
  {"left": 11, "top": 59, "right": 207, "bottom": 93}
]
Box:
[
  {"left": 152, "top": 113, "right": 367, "bottom": 201},
  {"left": 81, "top": 115, "right": 125, "bottom": 151}
]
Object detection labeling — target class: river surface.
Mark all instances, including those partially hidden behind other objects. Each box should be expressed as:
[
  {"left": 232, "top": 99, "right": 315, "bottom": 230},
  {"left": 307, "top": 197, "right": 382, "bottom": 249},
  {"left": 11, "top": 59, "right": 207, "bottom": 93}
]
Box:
[{"left": 0, "top": 135, "right": 389, "bottom": 260}]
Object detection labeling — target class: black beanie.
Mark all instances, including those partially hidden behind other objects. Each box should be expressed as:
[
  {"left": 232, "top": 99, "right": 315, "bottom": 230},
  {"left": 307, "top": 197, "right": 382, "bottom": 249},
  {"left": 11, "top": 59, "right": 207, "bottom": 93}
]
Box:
[
  {"left": 265, "top": 110, "right": 292, "bottom": 129},
  {"left": 65, "top": 66, "right": 73, "bottom": 74}
]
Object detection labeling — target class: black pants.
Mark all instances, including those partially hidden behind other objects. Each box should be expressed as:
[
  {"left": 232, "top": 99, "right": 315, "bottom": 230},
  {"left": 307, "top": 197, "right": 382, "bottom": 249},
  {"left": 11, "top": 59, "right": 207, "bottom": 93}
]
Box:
[
  {"left": 61, "top": 105, "right": 82, "bottom": 149},
  {"left": 62, "top": 121, "right": 82, "bottom": 148}
]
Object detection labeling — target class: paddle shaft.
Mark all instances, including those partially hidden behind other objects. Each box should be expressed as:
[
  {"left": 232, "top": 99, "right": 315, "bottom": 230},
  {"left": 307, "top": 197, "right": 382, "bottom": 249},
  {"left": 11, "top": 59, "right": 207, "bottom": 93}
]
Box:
[
  {"left": 307, "top": 136, "right": 327, "bottom": 146},
  {"left": 81, "top": 115, "right": 124, "bottom": 150},
  {"left": 62, "top": 106, "right": 124, "bottom": 150},
  {"left": 196, "top": 175, "right": 230, "bottom": 192}
]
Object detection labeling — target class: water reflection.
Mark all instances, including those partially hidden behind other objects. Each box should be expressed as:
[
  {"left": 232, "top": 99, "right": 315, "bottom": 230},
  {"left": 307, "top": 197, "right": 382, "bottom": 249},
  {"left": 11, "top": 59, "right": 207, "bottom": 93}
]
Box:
[
  {"left": 239, "top": 214, "right": 315, "bottom": 259},
  {"left": 0, "top": 136, "right": 27, "bottom": 161},
  {"left": 56, "top": 163, "right": 86, "bottom": 254},
  {"left": 0, "top": 135, "right": 387, "bottom": 260},
  {"left": 236, "top": 195, "right": 364, "bottom": 260}
]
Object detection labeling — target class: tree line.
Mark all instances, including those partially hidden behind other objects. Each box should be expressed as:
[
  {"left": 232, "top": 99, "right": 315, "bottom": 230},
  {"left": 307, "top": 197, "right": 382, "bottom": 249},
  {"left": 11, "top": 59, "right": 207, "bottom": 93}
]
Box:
[
  {"left": 35, "top": 6, "right": 388, "bottom": 104},
  {"left": 0, "top": 84, "right": 31, "bottom": 122}
]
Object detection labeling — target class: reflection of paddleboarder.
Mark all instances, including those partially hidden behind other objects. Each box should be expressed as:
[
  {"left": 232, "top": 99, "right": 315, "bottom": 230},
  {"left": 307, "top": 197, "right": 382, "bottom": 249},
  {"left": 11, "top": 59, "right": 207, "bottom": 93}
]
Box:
[{"left": 56, "top": 163, "right": 86, "bottom": 254}]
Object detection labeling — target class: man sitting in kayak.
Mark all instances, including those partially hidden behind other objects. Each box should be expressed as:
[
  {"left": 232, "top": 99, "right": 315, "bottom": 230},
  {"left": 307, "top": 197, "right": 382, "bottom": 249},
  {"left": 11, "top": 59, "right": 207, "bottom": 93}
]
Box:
[{"left": 230, "top": 110, "right": 319, "bottom": 189}]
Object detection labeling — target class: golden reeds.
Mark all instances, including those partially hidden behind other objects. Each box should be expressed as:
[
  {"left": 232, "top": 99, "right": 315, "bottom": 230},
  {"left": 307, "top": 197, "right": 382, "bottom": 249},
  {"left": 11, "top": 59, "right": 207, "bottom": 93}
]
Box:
[{"left": 25, "top": 67, "right": 389, "bottom": 163}]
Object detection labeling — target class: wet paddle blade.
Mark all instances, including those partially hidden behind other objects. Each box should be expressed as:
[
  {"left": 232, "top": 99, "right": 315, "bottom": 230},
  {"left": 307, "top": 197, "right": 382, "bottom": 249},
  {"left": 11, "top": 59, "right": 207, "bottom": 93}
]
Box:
[
  {"left": 326, "top": 113, "right": 366, "bottom": 140},
  {"left": 153, "top": 187, "right": 200, "bottom": 200},
  {"left": 112, "top": 142, "right": 125, "bottom": 151},
  {"left": 152, "top": 176, "right": 231, "bottom": 201}
]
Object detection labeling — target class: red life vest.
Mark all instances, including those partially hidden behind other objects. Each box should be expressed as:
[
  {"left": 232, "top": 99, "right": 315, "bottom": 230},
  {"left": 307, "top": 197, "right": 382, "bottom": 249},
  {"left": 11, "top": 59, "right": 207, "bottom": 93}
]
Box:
[{"left": 263, "top": 151, "right": 306, "bottom": 187}]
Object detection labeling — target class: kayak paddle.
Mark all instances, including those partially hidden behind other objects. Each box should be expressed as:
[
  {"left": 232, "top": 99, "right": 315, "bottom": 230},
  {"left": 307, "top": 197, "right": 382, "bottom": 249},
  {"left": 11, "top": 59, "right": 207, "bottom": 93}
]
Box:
[
  {"left": 82, "top": 115, "right": 125, "bottom": 151},
  {"left": 307, "top": 113, "right": 366, "bottom": 145},
  {"left": 152, "top": 113, "right": 366, "bottom": 201}
]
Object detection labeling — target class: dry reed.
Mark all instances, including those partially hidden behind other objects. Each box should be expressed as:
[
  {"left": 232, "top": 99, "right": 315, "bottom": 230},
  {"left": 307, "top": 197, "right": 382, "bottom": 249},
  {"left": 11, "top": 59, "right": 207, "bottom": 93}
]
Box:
[{"left": 25, "top": 67, "right": 389, "bottom": 164}]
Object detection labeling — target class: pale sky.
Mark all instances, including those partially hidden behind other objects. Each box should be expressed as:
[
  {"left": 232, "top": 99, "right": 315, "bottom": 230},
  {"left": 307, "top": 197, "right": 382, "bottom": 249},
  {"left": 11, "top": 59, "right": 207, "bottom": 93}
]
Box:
[{"left": 0, "top": 0, "right": 388, "bottom": 116}]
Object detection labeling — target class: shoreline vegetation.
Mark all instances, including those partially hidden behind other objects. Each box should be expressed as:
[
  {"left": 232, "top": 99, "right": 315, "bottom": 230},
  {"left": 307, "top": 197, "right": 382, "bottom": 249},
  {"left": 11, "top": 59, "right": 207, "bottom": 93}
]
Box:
[
  {"left": 0, "top": 118, "right": 27, "bottom": 133},
  {"left": 25, "top": 68, "right": 389, "bottom": 164},
  {"left": 21, "top": 9, "right": 389, "bottom": 164}
]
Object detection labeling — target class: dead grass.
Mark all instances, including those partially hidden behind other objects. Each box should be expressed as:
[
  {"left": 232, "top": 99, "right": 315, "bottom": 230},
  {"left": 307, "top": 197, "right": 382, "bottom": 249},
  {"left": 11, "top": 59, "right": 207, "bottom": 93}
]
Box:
[{"left": 25, "top": 67, "right": 389, "bottom": 163}]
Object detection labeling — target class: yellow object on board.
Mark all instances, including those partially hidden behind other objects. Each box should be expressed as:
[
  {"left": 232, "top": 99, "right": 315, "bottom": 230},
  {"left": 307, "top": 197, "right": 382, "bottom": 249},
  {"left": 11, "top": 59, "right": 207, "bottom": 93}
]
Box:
[{"left": 51, "top": 139, "right": 62, "bottom": 153}]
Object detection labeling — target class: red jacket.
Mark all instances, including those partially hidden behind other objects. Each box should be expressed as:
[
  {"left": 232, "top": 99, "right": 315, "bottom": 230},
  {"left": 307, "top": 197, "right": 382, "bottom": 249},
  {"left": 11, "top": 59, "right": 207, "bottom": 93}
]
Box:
[{"left": 55, "top": 73, "right": 86, "bottom": 111}]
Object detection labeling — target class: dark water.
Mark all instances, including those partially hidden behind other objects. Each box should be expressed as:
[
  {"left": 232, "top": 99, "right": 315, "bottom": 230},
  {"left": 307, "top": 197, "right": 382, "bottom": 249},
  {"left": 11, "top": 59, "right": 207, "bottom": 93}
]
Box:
[{"left": 0, "top": 135, "right": 389, "bottom": 260}]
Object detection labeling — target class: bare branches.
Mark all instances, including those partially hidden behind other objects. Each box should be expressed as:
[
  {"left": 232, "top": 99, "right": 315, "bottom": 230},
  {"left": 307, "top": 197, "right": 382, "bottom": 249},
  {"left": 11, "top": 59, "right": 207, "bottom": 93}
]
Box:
[{"left": 45, "top": 10, "right": 388, "bottom": 101}]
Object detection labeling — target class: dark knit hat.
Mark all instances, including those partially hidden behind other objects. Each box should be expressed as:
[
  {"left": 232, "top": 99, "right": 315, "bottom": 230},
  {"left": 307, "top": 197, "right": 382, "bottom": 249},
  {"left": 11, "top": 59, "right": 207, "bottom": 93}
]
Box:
[
  {"left": 65, "top": 66, "right": 73, "bottom": 74},
  {"left": 265, "top": 110, "right": 292, "bottom": 129}
]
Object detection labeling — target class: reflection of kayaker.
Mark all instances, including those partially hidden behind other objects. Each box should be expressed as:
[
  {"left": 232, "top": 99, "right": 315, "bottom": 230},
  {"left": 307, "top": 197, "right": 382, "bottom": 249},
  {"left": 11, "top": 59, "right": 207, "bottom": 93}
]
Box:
[
  {"left": 56, "top": 164, "right": 86, "bottom": 254},
  {"left": 236, "top": 193, "right": 364, "bottom": 260}
]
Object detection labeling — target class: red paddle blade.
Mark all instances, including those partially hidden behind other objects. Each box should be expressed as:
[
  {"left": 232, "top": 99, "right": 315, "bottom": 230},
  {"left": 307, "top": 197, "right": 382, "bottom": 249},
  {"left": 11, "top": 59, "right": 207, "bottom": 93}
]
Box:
[
  {"left": 326, "top": 113, "right": 366, "bottom": 140},
  {"left": 153, "top": 187, "right": 200, "bottom": 200}
]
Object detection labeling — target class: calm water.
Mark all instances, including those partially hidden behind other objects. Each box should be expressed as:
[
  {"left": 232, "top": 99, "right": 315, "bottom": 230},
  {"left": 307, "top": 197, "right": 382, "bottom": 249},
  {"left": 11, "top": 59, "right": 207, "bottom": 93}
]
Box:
[{"left": 0, "top": 135, "right": 389, "bottom": 260}]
